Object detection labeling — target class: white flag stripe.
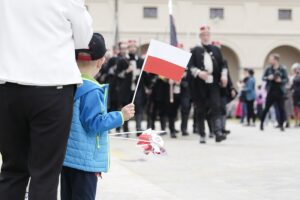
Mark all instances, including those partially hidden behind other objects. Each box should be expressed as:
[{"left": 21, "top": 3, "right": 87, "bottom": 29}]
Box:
[{"left": 147, "top": 39, "right": 191, "bottom": 68}]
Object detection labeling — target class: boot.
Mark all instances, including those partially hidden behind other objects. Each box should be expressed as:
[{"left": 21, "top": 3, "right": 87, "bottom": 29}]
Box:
[
  {"left": 260, "top": 123, "right": 264, "bottom": 131},
  {"left": 170, "top": 132, "right": 177, "bottom": 139},
  {"left": 200, "top": 136, "right": 206, "bottom": 144},
  {"left": 215, "top": 133, "right": 226, "bottom": 143}
]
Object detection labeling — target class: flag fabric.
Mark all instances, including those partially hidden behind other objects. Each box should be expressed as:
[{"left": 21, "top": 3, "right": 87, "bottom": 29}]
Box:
[
  {"left": 137, "top": 129, "right": 166, "bottom": 155},
  {"left": 169, "top": 0, "right": 178, "bottom": 47},
  {"left": 170, "top": 15, "right": 178, "bottom": 46},
  {"left": 143, "top": 40, "right": 191, "bottom": 82}
]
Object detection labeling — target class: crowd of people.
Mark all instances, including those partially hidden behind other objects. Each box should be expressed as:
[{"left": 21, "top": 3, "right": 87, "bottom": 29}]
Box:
[
  {"left": 236, "top": 56, "right": 300, "bottom": 131},
  {"left": 96, "top": 26, "right": 237, "bottom": 144},
  {"left": 96, "top": 27, "right": 300, "bottom": 144}
]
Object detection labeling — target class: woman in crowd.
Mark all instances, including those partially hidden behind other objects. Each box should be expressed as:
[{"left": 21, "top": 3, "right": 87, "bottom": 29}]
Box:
[{"left": 242, "top": 69, "right": 256, "bottom": 126}]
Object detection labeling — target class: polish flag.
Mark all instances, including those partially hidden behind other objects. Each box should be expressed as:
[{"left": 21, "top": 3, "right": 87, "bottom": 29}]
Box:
[{"left": 143, "top": 40, "right": 192, "bottom": 82}]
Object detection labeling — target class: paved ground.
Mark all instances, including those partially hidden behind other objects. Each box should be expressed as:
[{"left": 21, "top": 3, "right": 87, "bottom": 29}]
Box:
[
  {"left": 1, "top": 120, "right": 300, "bottom": 200},
  {"left": 97, "top": 121, "right": 300, "bottom": 200}
]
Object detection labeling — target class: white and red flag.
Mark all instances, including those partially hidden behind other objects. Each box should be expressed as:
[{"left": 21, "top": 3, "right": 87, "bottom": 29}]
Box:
[{"left": 143, "top": 39, "right": 191, "bottom": 82}]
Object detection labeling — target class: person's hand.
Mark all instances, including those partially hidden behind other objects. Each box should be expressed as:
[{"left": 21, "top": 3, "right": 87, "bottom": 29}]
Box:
[
  {"left": 121, "top": 103, "right": 135, "bottom": 121},
  {"left": 220, "top": 76, "right": 228, "bottom": 87},
  {"left": 169, "top": 79, "right": 174, "bottom": 85},
  {"left": 268, "top": 74, "right": 274, "bottom": 81},
  {"left": 198, "top": 71, "right": 209, "bottom": 81},
  {"left": 275, "top": 77, "right": 282, "bottom": 83},
  {"left": 190, "top": 68, "right": 200, "bottom": 78},
  {"left": 126, "top": 65, "right": 134, "bottom": 73}
]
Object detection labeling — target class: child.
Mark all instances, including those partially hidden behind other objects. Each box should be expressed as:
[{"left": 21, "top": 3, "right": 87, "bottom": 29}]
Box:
[{"left": 61, "top": 33, "right": 135, "bottom": 200}]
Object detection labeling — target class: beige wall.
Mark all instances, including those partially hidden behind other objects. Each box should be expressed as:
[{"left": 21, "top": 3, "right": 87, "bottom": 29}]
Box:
[{"left": 86, "top": 0, "right": 300, "bottom": 82}]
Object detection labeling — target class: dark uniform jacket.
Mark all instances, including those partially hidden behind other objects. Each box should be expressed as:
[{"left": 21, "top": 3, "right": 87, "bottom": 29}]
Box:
[
  {"left": 262, "top": 64, "right": 288, "bottom": 94},
  {"left": 115, "top": 55, "right": 133, "bottom": 105},
  {"left": 188, "top": 44, "right": 226, "bottom": 101}
]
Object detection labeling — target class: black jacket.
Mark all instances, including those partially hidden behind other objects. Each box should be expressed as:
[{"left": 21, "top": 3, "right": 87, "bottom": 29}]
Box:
[
  {"left": 116, "top": 55, "right": 133, "bottom": 104},
  {"left": 188, "top": 45, "right": 226, "bottom": 101}
]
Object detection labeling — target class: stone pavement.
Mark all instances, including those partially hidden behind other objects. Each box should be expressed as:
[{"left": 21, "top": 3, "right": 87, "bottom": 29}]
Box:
[
  {"left": 1, "top": 121, "right": 300, "bottom": 200},
  {"left": 97, "top": 121, "right": 300, "bottom": 200}
]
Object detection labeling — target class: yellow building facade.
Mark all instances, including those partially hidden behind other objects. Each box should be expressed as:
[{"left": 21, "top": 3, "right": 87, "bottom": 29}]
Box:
[{"left": 86, "top": 0, "right": 300, "bottom": 83}]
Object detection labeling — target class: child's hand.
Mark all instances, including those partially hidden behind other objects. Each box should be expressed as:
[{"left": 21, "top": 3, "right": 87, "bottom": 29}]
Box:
[{"left": 121, "top": 103, "right": 135, "bottom": 121}]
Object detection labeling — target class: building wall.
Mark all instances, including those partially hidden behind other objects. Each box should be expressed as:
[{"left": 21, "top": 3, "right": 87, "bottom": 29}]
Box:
[{"left": 86, "top": 0, "right": 300, "bottom": 83}]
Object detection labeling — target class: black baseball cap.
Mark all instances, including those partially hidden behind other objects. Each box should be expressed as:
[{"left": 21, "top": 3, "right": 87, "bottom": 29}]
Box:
[{"left": 75, "top": 33, "right": 107, "bottom": 61}]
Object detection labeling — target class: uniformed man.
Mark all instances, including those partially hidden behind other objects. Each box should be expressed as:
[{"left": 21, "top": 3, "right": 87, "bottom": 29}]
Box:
[
  {"left": 188, "top": 25, "right": 228, "bottom": 144},
  {"left": 150, "top": 76, "right": 169, "bottom": 133},
  {"left": 102, "top": 47, "right": 120, "bottom": 119},
  {"left": 127, "top": 40, "right": 147, "bottom": 132},
  {"left": 115, "top": 42, "right": 133, "bottom": 133}
]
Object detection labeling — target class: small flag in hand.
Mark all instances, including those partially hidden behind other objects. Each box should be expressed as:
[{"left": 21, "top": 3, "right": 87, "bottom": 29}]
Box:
[{"left": 143, "top": 39, "right": 191, "bottom": 82}]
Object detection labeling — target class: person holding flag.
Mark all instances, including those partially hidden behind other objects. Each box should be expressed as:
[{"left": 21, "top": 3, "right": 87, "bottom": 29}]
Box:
[
  {"left": 115, "top": 42, "right": 134, "bottom": 134},
  {"left": 188, "top": 25, "right": 228, "bottom": 144}
]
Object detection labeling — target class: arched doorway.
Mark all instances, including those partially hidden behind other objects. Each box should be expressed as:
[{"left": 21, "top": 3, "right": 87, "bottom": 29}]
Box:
[
  {"left": 221, "top": 45, "right": 240, "bottom": 87},
  {"left": 264, "top": 45, "right": 300, "bottom": 73}
]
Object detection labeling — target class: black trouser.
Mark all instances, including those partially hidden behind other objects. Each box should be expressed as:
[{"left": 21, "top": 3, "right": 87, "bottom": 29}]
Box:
[
  {"left": 193, "top": 104, "right": 199, "bottom": 133},
  {"left": 256, "top": 104, "right": 263, "bottom": 120},
  {"left": 135, "top": 100, "right": 144, "bottom": 131},
  {"left": 245, "top": 100, "right": 255, "bottom": 124},
  {"left": 168, "top": 94, "right": 180, "bottom": 134},
  {"left": 61, "top": 167, "right": 98, "bottom": 200},
  {"left": 0, "top": 83, "right": 75, "bottom": 200},
  {"left": 151, "top": 100, "right": 168, "bottom": 131},
  {"left": 146, "top": 95, "right": 154, "bottom": 129},
  {"left": 220, "top": 96, "right": 228, "bottom": 131},
  {"left": 181, "top": 97, "right": 191, "bottom": 133},
  {"left": 261, "top": 92, "right": 285, "bottom": 127},
  {"left": 195, "top": 84, "right": 223, "bottom": 137}
]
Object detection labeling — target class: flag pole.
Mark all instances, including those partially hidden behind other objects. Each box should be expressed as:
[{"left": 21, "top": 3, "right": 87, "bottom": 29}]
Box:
[
  {"left": 109, "top": 130, "right": 166, "bottom": 136},
  {"left": 131, "top": 55, "right": 148, "bottom": 104},
  {"left": 110, "top": 136, "right": 162, "bottom": 147}
]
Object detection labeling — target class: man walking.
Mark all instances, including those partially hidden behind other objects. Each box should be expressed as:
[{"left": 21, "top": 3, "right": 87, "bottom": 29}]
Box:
[
  {"left": 188, "top": 26, "right": 228, "bottom": 144},
  {"left": 260, "top": 54, "right": 288, "bottom": 131},
  {"left": 0, "top": 0, "right": 93, "bottom": 199}
]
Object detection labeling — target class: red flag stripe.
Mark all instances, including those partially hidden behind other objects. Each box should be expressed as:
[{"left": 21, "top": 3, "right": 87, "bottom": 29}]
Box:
[{"left": 144, "top": 55, "right": 185, "bottom": 82}]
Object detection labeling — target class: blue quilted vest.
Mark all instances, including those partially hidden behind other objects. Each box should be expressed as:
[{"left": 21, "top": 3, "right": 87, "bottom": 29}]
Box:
[{"left": 63, "top": 78, "right": 114, "bottom": 173}]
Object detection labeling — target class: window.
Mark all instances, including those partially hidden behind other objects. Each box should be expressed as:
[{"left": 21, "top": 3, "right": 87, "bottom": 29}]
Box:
[
  {"left": 278, "top": 9, "right": 292, "bottom": 20},
  {"left": 143, "top": 7, "right": 158, "bottom": 18},
  {"left": 210, "top": 8, "right": 224, "bottom": 19}
]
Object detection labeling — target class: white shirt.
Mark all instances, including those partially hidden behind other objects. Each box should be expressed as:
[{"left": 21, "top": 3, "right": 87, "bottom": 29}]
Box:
[
  {"left": 0, "top": 0, "right": 93, "bottom": 86},
  {"left": 203, "top": 51, "right": 213, "bottom": 74}
]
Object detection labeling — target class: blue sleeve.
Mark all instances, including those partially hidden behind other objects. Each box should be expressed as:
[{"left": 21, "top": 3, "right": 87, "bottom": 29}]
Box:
[
  {"left": 243, "top": 78, "right": 255, "bottom": 92},
  {"left": 243, "top": 80, "right": 251, "bottom": 92},
  {"left": 79, "top": 90, "right": 124, "bottom": 135}
]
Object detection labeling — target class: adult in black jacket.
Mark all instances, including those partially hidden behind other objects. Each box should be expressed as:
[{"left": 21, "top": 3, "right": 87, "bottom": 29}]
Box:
[
  {"left": 260, "top": 53, "right": 288, "bottom": 131},
  {"left": 115, "top": 42, "right": 133, "bottom": 133},
  {"left": 188, "top": 26, "right": 228, "bottom": 143},
  {"left": 127, "top": 40, "right": 147, "bottom": 132}
]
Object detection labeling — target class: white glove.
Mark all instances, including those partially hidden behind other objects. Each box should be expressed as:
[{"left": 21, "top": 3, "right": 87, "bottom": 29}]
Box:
[{"left": 190, "top": 67, "right": 200, "bottom": 78}]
